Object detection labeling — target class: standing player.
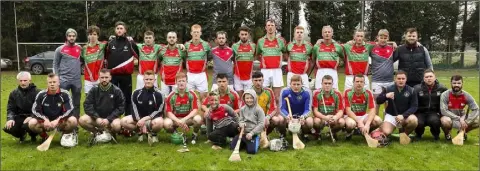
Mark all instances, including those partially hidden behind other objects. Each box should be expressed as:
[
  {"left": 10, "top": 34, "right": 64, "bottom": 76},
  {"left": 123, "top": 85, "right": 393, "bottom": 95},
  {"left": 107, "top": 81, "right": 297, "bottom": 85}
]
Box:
[
  {"left": 164, "top": 72, "right": 203, "bottom": 144},
  {"left": 310, "top": 75, "right": 344, "bottom": 140},
  {"left": 250, "top": 71, "right": 277, "bottom": 136},
  {"left": 286, "top": 26, "right": 313, "bottom": 89},
  {"left": 82, "top": 26, "right": 107, "bottom": 95},
  {"left": 159, "top": 31, "right": 186, "bottom": 96},
  {"left": 394, "top": 28, "right": 433, "bottom": 87},
  {"left": 440, "top": 75, "right": 479, "bottom": 141},
  {"left": 105, "top": 21, "right": 140, "bottom": 117},
  {"left": 344, "top": 74, "right": 382, "bottom": 140},
  {"left": 135, "top": 31, "right": 163, "bottom": 90},
  {"left": 376, "top": 70, "right": 418, "bottom": 137},
  {"left": 232, "top": 26, "right": 256, "bottom": 98},
  {"left": 28, "top": 73, "right": 78, "bottom": 147},
  {"left": 201, "top": 74, "right": 241, "bottom": 115},
  {"left": 278, "top": 75, "right": 312, "bottom": 139},
  {"left": 121, "top": 71, "right": 164, "bottom": 143},
  {"left": 80, "top": 69, "right": 124, "bottom": 144},
  {"left": 312, "top": 26, "right": 344, "bottom": 90},
  {"left": 256, "top": 19, "right": 287, "bottom": 105},
  {"left": 4, "top": 71, "right": 40, "bottom": 142},
  {"left": 211, "top": 31, "right": 234, "bottom": 90},
  {"left": 343, "top": 29, "right": 374, "bottom": 90},
  {"left": 413, "top": 69, "right": 447, "bottom": 141},
  {"left": 185, "top": 24, "right": 211, "bottom": 101}
]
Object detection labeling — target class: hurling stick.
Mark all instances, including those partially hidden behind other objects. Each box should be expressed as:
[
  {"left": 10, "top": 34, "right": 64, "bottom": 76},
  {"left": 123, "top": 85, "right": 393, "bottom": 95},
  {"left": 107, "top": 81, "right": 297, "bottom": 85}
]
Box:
[
  {"left": 37, "top": 129, "right": 57, "bottom": 151},
  {"left": 453, "top": 107, "right": 470, "bottom": 145},
  {"left": 364, "top": 132, "right": 379, "bottom": 148},
  {"left": 229, "top": 127, "right": 244, "bottom": 162},
  {"left": 285, "top": 97, "right": 305, "bottom": 150},
  {"left": 390, "top": 97, "right": 411, "bottom": 145},
  {"left": 260, "top": 129, "right": 270, "bottom": 148}
]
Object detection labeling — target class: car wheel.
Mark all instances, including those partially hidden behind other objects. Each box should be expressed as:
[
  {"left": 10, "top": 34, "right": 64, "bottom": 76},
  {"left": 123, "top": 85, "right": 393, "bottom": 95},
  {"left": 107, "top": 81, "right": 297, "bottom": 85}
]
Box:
[
  {"left": 282, "top": 65, "right": 288, "bottom": 75},
  {"left": 31, "top": 64, "right": 44, "bottom": 75}
]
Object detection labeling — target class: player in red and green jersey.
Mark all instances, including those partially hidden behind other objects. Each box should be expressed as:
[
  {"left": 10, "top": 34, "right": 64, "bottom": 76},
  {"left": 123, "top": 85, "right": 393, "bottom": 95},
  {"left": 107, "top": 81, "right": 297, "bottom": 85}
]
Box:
[
  {"left": 232, "top": 26, "right": 256, "bottom": 98},
  {"left": 159, "top": 31, "right": 186, "bottom": 96},
  {"left": 164, "top": 72, "right": 203, "bottom": 144},
  {"left": 310, "top": 75, "right": 344, "bottom": 140},
  {"left": 135, "top": 31, "right": 163, "bottom": 90},
  {"left": 343, "top": 29, "right": 375, "bottom": 90},
  {"left": 81, "top": 26, "right": 107, "bottom": 94},
  {"left": 256, "top": 19, "right": 287, "bottom": 106},
  {"left": 201, "top": 73, "right": 241, "bottom": 116},
  {"left": 185, "top": 24, "right": 211, "bottom": 101},
  {"left": 343, "top": 74, "right": 382, "bottom": 140},
  {"left": 286, "top": 26, "right": 313, "bottom": 89},
  {"left": 312, "top": 26, "right": 345, "bottom": 90}
]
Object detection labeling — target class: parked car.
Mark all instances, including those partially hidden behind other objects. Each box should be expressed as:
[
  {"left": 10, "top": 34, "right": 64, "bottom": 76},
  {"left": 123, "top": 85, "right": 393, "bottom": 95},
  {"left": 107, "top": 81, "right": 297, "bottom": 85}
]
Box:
[
  {"left": 1, "top": 58, "right": 13, "bottom": 69},
  {"left": 24, "top": 51, "right": 84, "bottom": 75}
]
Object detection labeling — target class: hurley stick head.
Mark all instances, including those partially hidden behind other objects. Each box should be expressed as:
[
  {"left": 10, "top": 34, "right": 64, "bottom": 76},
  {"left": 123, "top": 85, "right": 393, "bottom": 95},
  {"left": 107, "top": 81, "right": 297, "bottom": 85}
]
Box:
[
  {"left": 364, "top": 134, "right": 379, "bottom": 148},
  {"left": 260, "top": 130, "right": 270, "bottom": 148},
  {"left": 292, "top": 134, "right": 305, "bottom": 150},
  {"left": 399, "top": 133, "right": 411, "bottom": 145},
  {"left": 229, "top": 127, "right": 244, "bottom": 162},
  {"left": 452, "top": 130, "right": 465, "bottom": 146},
  {"left": 37, "top": 129, "right": 57, "bottom": 152}
]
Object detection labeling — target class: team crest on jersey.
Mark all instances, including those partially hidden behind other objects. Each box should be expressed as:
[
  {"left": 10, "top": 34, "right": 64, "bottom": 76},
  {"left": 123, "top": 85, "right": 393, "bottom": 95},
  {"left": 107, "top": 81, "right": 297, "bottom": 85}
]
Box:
[
  {"left": 437, "top": 91, "right": 441, "bottom": 96},
  {"left": 149, "top": 100, "right": 153, "bottom": 105},
  {"left": 419, "top": 91, "right": 424, "bottom": 96},
  {"left": 448, "top": 102, "right": 452, "bottom": 107},
  {"left": 297, "top": 95, "right": 302, "bottom": 100},
  {"left": 461, "top": 103, "right": 465, "bottom": 107},
  {"left": 112, "top": 46, "right": 116, "bottom": 50},
  {"left": 57, "top": 103, "right": 62, "bottom": 107},
  {"left": 44, "top": 103, "right": 50, "bottom": 107},
  {"left": 404, "top": 92, "right": 410, "bottom": 97},
  {"left": 123, "top": 46, "right": 128, "bottom": 51},
  {"left": 138, "top": 101, "right": 143, "bottom": 104},
  {"left": 110, "top": 94, "right": 114, "bottom": 98}
]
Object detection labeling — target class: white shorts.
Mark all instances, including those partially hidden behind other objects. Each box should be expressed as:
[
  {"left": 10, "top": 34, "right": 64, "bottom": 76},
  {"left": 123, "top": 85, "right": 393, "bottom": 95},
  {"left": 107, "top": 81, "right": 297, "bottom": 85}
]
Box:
[
  {"left": 234, "top": 76, "right": 252, "bottom": 91},
  {"left": 136, "top": 74, "right": 158, "bottom": 90},
  {"left": 261, "top": 68, "right": 284, "bottom": 88},
  {"left": 344, "top": 114, "right": 368, "bottom": 121},
  {"left": 287, "top": 72, "right": 309, "bottom": 89},
  {"left": 84, "top": 80, "right": 99, "bottom": 93},
  {"left": 371, "top": 82, "right": 394, "bottom": 95},
  {"left": 187, "top": 72, "right": 208, "bottom": 93},
  {"left": 315, "top": 68, "right": 338, "bottom": 90},
  {"left": 384, "top": 113, "right": 399, "bottom": 127},
  {"left": 211, "top": 84, "right": 234, "bottom": 91},
  {"left": 160, "top": 81, "right": 177, "bottom": 96},
  {"left": 345, "top": 75, "right": 370, "bottom": 91}
]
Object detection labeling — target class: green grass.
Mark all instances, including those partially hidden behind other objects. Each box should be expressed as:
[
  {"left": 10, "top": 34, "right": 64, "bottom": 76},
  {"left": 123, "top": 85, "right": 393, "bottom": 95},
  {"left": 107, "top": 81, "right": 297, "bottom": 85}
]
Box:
[{"left": 1, "top": 69, "right": 479, "bottom": 170}]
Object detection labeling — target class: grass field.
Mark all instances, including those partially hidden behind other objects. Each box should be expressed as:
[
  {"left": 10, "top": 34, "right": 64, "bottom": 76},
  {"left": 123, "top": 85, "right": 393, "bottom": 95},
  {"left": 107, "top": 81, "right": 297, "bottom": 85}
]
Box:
[{"left": 1, "top": 69, "right": 479, "bottom": 170}]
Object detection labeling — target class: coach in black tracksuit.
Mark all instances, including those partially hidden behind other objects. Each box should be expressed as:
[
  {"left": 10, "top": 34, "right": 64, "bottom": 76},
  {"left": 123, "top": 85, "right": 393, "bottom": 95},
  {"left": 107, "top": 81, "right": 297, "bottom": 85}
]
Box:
[
  {"left": 413, "top": 70, "right": 447, "bottom": 140},
  {"left": 4, "top": 81, "right": 40, "bottom": 142},
  {"left": 105, "top": 21, "right": 140, "bottom": 116}
]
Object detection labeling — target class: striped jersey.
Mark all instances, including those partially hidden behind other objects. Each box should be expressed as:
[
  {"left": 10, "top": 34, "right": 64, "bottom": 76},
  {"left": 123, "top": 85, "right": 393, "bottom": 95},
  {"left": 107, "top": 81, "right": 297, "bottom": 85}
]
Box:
[
  {"left": 82, "top": 42, "right": 106, "bottom": 82},
  {"left": 166, "top": 89, "right": 199, "bottom": 118},
  {"left": 159, "top": 46, "right": 185, "bottom": 85},
  {"left": 287, "top": 40, "right": 313, "bottom": 74},
  {"left": 344, "top": 88, "right": 375, "bottom": 116},
  {"left": 312, "top": 42, "right": 345, "bottom": 69},
  {"left": 313, "top": 89, "right": 344, "bottom": 115},
  {"left": 343, "top": 43, "right": 374, "bottom": 75},
  {"left": 137, "top": 44, "right": 162, "bottom": 75},
  {"left": 185, "top": 39, "right": 211, "bottom": 73},
  {"left": 232, "top": 41, "right": 256, "bottom": 80},
  {"left": 256, "top": 36, "right": 287, "bottom": 69}
]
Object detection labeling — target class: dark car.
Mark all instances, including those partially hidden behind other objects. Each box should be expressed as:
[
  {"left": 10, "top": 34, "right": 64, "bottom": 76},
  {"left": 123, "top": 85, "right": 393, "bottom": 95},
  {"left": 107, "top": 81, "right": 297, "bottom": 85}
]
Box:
[{"left": 24, "top": 51, "right": 84, "bottom": 75}]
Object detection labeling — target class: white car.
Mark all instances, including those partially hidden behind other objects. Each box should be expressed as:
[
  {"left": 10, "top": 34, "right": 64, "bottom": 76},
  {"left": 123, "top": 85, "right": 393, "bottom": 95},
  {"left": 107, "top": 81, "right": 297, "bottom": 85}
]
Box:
[{"left": 1, "top": 58, "right": 13, "bottom": 69}]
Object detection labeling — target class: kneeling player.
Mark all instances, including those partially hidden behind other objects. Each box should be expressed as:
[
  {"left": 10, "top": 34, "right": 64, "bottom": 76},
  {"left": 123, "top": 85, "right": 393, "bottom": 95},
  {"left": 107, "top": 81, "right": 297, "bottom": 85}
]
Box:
[
  {"left": 205, "top": 92, "right": 239, "bottom": 150},
  {"left": 279, "top": 75, "right": 312, "bottom": 140},
  {"left": 29, "top": 73, "right": 78, "bottom": 147},
  {"left": 310, "top": 75, "right": 344, "bottom": 141},
  {"left": 376, "top": 71, "right": 418, "bottom": 138},
  {"left": 344, "top": 74, "right": 382, "bottom": 140},
  {"left": 232, "top": 89, "right": 265, "bottom": 154},
  {"left": 440, "top": 75, "right": 479, "bottom": 141},
  {"left": 164, "top": 72, "right": 203, "bottom": 144},
  {"left": 80, "top": 69, "right": 124, "bottom": 145},
  {"left": 121, "top": 71, "right": 164, "bottom": 143}
]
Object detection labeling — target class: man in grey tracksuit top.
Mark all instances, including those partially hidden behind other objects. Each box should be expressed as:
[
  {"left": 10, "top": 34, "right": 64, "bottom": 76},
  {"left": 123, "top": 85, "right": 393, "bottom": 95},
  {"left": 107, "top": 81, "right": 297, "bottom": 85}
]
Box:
[
  {"left": 232, "top": 89, "right": 265, "bottom": 154},
  {"left": 53, "top": 28, "right": 83, "bottom": 119}
]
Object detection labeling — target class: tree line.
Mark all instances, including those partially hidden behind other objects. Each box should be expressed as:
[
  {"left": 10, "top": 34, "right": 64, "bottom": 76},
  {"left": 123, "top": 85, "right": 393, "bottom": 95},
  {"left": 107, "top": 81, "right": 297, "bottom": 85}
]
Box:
[{"left": 1, "top": 1, "right": 478, "bottom": 66}]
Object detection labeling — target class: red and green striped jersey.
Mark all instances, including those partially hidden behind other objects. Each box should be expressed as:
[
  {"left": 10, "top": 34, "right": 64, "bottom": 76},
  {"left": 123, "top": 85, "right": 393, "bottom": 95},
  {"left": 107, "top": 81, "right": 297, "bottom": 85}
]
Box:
[
  {"left": 312, "top": 89, "right": 344, "bottom": 115},
  {"left": 287, "top": 41, "right": 313, "bottom": 74},
  {"left": 202, "top": 88, "right": 240, "bottom": 110},
  {"left": 137, "top": 44, "right": 162, "bottom": 75},
  {"left": 256, "top": 36, "right": 287, "bottom": 69},
  {"left": 312, "top": 42, "right": 345, "bottom": 69},
  {"left": 166, "top": 89, "right": 198, "bottom": 118},
  {"left": 343, "top": 43, "right": 374, "bottom": 75},
  {"left": 159, "top": 46, "right": 185, "bottom": 85},
  {"left": 232, "top": 41, "right": 256, "bottom": 80},
  {"left": 81, "top": 42, "right": 106, "bottom": 82},
  {"left": 344, "top": 88, "right": 375, "bottom": 116},
  {"left": 185, "top": 39, "right": 211, "bottom": 73}
]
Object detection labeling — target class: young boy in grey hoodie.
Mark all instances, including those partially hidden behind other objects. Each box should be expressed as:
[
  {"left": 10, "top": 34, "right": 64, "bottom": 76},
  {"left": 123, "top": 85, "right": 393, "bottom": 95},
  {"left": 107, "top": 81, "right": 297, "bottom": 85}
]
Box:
[{"left": 230, "top": 89, "right": 265, "bottom": 154}]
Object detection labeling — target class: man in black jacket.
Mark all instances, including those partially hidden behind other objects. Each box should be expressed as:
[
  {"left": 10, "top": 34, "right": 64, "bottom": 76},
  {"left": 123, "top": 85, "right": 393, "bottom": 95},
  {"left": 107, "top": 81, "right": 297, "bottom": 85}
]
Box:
[
  {"left": 394, "top": 28, "right": 433, "bottom": 87},
  {"left": 79, "top": 69, "right": 125, "bottom": 144},
  {"left": 3, "top": 71, "right": 41, "bottom": 143},
  {"left": 105, "top": 21, "right": 140, "bottom": 116},
  {"left": 28, "top": 73, "right": 78, "bottom": 147},
  {"left": 413, "top": 69, "right": 447, "bottom": 140},
  {"left": 121, "top": 70, "right": 164, "bottom": 144},
  {"left": 376, "top": 70, "right": 418, "bottom": 137}
]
